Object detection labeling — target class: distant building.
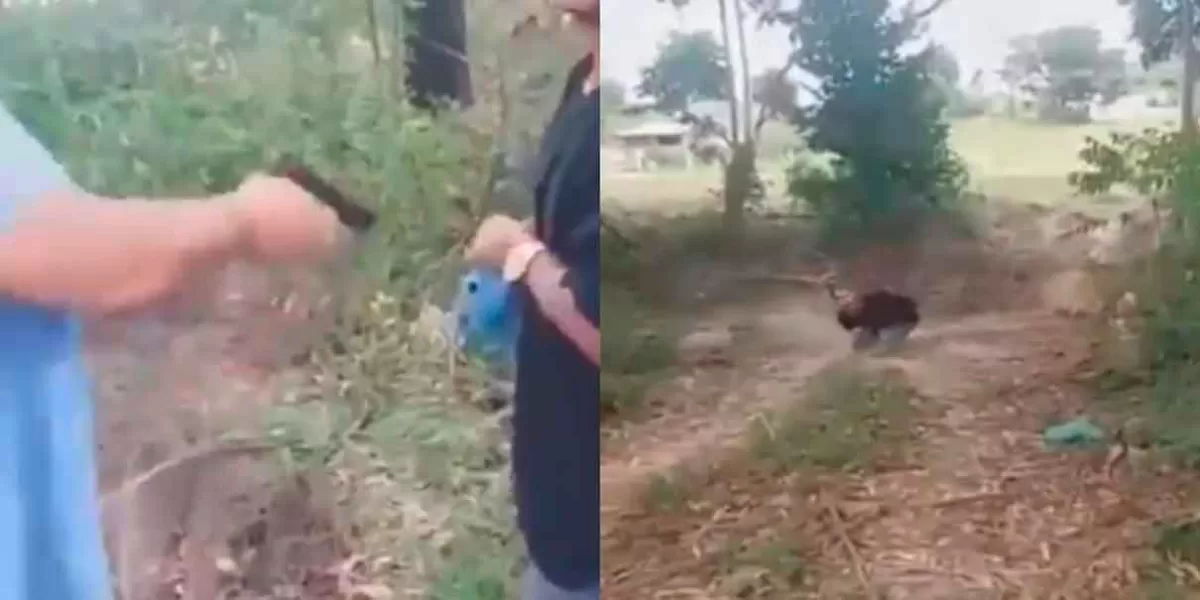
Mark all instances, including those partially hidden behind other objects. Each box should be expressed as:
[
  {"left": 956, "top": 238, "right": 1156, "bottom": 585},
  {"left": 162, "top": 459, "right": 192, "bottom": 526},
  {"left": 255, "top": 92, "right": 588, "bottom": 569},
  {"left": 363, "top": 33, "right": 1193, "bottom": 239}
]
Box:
[
  {"left": 1093, "top": 90, "right": 1178, "bottom": 122},
  {"left": 605, "top": 98, "right": 765, "bottom": 172},
  {"left": 609, "top": 120, "right": 692, "bottom": 171}
]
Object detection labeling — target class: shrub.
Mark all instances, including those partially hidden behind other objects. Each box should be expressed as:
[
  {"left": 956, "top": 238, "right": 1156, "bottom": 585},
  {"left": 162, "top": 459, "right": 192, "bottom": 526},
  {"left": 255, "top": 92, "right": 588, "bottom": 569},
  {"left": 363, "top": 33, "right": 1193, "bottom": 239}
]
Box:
[
  {"left": 1071, "top": 127, "right": 1200, "bottom": 468},
  {"left": 0, "top": 0, "right": 570, "bottom": 594}
]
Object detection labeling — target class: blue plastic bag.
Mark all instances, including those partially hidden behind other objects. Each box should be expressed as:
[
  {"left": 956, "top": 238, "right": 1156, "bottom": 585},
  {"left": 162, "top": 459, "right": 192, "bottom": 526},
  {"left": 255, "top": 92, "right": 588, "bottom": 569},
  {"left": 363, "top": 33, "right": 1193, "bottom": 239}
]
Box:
[{"left": 451, "top": 268, "right": 523, "bottom": 369}]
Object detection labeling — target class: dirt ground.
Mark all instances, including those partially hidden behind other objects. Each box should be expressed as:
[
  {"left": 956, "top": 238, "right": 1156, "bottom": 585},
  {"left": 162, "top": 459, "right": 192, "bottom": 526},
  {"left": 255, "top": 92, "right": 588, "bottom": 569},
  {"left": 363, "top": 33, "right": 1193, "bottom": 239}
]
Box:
[
  {"left": 86, "top": 264, "right": 349, "bottom": 600},
  {"left": 601, "top": 202, "right": 1200, "bottom": 599}
]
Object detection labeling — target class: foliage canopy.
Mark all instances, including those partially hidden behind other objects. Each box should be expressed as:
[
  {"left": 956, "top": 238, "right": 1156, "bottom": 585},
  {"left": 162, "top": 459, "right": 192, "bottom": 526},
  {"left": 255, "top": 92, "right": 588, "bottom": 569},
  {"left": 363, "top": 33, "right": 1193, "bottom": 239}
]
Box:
[{"left": 637, "top": 30, "right": 731, "bottom": 113}]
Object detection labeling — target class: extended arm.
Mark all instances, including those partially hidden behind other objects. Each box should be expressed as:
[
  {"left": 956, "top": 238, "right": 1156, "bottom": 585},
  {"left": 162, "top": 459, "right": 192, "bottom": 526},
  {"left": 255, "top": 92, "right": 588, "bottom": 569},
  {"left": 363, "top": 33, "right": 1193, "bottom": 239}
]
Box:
[
  {"left": 0, "top": 105, "right": 337, "bottom": 316},
  {"left": 522, "top": 244, "right": 599, "bottom": 364},
  {"left": 0, "top": 192, "right": 249, "bottom": 315}
]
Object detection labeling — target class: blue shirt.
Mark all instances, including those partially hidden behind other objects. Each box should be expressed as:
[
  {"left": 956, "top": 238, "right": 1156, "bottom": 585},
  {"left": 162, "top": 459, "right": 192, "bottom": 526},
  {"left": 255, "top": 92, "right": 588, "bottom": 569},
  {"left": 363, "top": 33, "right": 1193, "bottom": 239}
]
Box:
[{"left": 0, "top": 105, "right": 113, "bottom": 599}]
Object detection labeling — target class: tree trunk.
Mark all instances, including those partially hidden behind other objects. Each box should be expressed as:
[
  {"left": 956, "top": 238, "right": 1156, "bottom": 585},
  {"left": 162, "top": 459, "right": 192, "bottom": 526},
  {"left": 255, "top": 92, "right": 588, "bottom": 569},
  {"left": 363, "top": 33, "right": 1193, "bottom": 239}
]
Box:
[
  {"left": 390, "top": 0, "right": 406, "bottom": 97},
  {"left": 732, "top": 0, "right": 754, "bottom": 144},
  {"left": 715, "top": 0, "right": 740, "bottom": 145},
  {"left": 365, "top": 0, "right": 382, "bottom": 67},
  {"left": 405, "top": 0, "right": 473, "bottom": 110},
  {"left": 716, "top": 0, "right": 750, "bottom": 246},
  {"left": 1183, "top": 0, "right": 1197, "bottom": 140},
  {"left": 723, "top": 142, "right": 755, "bottom": 247}
]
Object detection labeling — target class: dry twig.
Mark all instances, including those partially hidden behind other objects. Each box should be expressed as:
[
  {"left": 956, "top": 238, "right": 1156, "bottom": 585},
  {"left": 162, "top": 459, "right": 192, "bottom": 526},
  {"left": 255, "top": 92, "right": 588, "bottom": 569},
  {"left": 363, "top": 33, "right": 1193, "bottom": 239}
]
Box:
[{"left": 824, "top": 496, "right": 879, "bottom": 600}]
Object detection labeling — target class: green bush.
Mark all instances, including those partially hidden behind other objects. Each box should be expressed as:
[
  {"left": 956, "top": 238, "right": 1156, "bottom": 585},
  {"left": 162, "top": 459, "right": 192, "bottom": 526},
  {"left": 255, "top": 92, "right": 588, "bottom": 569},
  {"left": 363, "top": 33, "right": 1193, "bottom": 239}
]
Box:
[
  {"left": 1071, "top": 127, "right": 1200, "bottom": 467},
  {"left": 781, "top": 0, "right": 969, "bottom": 245},
  {"left": 600, "top": 283, "right": 677, "bottom": 415},
  {"left": 0, "top": 4, "right": 477, "bottom": 300},
  {"left": 0, "top": 1, "right": 565, "bottom": 594}
]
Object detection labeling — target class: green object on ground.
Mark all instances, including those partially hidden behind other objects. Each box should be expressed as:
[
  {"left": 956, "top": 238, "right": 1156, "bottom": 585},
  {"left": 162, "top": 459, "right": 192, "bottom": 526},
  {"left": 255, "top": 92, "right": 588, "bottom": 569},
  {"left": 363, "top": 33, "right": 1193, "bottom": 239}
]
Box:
[{"left": 1043, "top": 417, "right": 1106, "bottom": 451}]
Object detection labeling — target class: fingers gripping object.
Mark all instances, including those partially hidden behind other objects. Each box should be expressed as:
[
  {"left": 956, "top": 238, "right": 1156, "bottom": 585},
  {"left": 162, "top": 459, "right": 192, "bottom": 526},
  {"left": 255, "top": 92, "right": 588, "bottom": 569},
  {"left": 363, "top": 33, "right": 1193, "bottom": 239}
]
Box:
[
  {"left": 271, "top": 158, "right": 377, "bottom": 233},
  {"left": 452, "top": 268, "right": 524, "bottom": 370},
  {"left": 122, "top": 161, "right": 380, "bottom": 388}
]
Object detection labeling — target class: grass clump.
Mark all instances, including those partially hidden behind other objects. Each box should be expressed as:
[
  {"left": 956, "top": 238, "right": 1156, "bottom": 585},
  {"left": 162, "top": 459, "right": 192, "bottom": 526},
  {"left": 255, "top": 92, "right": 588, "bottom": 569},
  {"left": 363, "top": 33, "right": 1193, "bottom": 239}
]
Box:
[
  {"left": 600, "top": 284, "right": 677, "bottom": 415},
  {"left": 600, "top": 225, "right": 679, "bottom": 416},
  {"left": 1132, "top": 521, "right": 1200, "bottom": 598},
  {"left": 750, "top": 364, "right": 915, "bottom": 473}
]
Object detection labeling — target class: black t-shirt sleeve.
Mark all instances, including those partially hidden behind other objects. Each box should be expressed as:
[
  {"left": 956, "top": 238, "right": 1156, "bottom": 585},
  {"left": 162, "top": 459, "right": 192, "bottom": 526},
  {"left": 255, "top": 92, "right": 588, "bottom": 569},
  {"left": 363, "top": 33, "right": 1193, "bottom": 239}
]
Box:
[
  {"left": 539, "top": 75, "right": 599, "bottom": 329},
  {"left": 562, "top": 212, "right": 599, "bottom": 328},
  {"left": 555, "top": 135, "right": 599, "bottom": 328}
]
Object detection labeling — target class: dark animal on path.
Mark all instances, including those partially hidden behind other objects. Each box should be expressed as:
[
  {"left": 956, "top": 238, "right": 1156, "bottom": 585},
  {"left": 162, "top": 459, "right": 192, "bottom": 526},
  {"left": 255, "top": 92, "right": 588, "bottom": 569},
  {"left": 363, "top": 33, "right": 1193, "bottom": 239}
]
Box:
[{"left": 819, "top": 274, "right": 921, "bottom": 351}]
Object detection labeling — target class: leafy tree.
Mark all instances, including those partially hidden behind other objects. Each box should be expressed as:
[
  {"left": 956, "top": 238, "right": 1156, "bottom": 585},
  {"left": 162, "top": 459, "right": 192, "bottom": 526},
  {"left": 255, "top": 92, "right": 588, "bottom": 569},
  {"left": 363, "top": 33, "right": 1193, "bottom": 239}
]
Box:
[
  {"left": 773, "top": 0, "right": 964, "bottom": 240},
  {"left": 1122, "top": 0, "right": 1200, "bottom": 138},
  {"left": 927, "top": 43, "right": 961, "bottom": 88},
  {"left": 1002, "top": 26, "right": 1127, "bottom": 121},
  {"left": 925, "top": 44, "right": 984, "bottom": 118},
  {"left": 636, "top": 30, "right": 730, "bottom": 113},
  {"left": 752, "top": 69, "right": 800, "bottom": 126},
  {"left": 652, "top": 0, "right": 789, "bottom": 244}
]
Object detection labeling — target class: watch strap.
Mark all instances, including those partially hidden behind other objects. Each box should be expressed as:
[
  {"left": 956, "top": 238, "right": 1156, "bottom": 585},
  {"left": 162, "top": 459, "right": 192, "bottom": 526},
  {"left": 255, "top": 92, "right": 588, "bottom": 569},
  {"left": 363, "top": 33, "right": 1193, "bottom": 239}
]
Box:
[{"left": 503, "top": 240, "right": 547, "bottom": 282}]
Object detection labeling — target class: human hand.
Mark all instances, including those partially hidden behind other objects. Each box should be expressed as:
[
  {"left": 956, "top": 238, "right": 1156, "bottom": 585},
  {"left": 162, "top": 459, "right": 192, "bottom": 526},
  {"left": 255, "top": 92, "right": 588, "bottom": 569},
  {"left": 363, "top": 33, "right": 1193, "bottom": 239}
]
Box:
[
  {"left": 552, "top": 0, "right": 598, "bottom": 13},
  {"left": 465, "top": 214, "right": 536, "bottom": 269},
  {"left": 231, "top": 174, "right": 345, "bottom": 264}
]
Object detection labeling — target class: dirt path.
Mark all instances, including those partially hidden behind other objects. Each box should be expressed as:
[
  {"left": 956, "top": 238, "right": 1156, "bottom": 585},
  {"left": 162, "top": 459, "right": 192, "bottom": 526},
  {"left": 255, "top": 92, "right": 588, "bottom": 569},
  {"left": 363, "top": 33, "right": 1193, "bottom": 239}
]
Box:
[
  {"left": 601, "top": 295, "right": 1200, "bottom": 598},
  {"left": 601, "top": 293, "right": 847, "bottom": 513}
]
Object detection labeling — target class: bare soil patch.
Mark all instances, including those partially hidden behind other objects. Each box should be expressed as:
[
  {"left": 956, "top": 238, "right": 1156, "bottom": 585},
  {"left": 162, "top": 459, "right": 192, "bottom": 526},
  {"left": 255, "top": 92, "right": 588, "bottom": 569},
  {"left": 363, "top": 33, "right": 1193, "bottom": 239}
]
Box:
[
  {"left": 601, "top": 205, "right": 1200, "bottom": 599},
  {"left": 87, "top": 266, "right": 353, "bottom": 599}
]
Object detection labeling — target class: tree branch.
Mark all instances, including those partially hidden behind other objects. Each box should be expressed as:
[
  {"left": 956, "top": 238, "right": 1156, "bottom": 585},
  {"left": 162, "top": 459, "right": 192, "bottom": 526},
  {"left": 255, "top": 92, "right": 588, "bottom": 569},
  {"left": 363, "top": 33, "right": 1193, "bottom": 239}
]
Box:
[
  {"left": 680, "top": 111, "right": 734, "bottom": 145},
  {"left": 908, "top": 0, "right": 951, "bottom": 21},
  {"left": 754, "top": 100, "right": 771, "bottom": 134},
  {"left": 752, "top": 55, "right": 823, "bottom": 135}
]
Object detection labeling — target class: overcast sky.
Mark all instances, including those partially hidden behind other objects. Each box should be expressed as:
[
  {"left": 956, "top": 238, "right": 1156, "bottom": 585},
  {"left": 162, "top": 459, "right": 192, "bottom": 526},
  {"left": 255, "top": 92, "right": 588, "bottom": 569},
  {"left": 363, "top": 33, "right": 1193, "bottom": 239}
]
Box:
[{"left": 600, "top": 0, "right": 1138, "bottom": 98}]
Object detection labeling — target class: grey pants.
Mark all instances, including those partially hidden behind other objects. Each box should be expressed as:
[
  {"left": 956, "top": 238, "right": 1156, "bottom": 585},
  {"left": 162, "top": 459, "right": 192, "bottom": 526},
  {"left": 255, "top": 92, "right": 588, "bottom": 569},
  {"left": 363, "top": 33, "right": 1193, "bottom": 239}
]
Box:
[
  {"left": 522, "top": 564, "right": 599, "bottom": 600},
  {"left": 852, "top": 323, "right": 916, "bottom": 352}
]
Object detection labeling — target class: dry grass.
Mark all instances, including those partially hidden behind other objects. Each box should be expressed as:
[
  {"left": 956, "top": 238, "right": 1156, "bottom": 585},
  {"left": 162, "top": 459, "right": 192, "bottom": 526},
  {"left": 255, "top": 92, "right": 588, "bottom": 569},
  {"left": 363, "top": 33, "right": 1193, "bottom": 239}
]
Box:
[
  {"left": 603, "top": 361, "right": 917, "bottom": 599},
  {"left": 599, "top": 228, "right": 1200, "bottom": 599},
  {"left": 90, "top": 279, "right": 518, "bottom": 599},
  {"left": 602, "top": 309, "right": 1200, "bottom": 599},
  {"left": 747, "top": 364, "right": 918, "bottom": 474},
  {"left": 597, "top": 114, "right": 1200, "bottom": 599}
]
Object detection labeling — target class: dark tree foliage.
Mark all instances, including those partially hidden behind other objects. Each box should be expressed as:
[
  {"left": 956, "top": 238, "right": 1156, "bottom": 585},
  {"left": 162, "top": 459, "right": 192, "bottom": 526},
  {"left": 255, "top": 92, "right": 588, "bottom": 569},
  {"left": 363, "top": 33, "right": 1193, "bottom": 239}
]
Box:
[
  {"left": 406, "top": 0, "right": 473, "bottom": 109},
  {"left": 1123, "top": 0, "right": 1200, "bottom": 67},
  {"left": 773, "top": 0, "right": 965, "bottom": 236},
  {"left": 637, "top": 30, "right": 730, "bottom": 113},
  {"left": 1122, "top": 0, "right": 1200, "bottom": 137},
  {"left": 1003, "top": 26, "right": 1128, "bottom": 118}
]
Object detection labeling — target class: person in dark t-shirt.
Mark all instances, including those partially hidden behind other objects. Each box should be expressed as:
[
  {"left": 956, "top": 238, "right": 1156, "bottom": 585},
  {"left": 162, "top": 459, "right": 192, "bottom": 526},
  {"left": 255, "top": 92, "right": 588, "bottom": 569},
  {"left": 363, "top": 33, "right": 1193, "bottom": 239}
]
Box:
[{"left": 463, "top": 1, "right": 600, "bottom": 598}]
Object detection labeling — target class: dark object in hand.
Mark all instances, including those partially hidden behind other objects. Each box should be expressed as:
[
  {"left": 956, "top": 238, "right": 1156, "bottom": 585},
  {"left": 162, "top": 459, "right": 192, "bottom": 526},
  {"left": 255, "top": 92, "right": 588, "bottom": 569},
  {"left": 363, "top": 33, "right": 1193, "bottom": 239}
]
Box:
[{"left": 271, "top": 159, "right": 377, "bottom": 233}]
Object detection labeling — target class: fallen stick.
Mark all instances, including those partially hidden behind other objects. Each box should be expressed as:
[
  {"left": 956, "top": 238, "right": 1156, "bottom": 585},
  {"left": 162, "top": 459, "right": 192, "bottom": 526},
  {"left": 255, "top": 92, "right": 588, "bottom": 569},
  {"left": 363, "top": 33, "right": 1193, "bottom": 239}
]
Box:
[
  {"left": 735, "top": 273, "right": 828, "bottom": 287},
  {"left": 824, "top": 497, "right": 880, "bottom": 600},
  {"left": 101, "top": 440, "right": 277, "bottom": 508}
]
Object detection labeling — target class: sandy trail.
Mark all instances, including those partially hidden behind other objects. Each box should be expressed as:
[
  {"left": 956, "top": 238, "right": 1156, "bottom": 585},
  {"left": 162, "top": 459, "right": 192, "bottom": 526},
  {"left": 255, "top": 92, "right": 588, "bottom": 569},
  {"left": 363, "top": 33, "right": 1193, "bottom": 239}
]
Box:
[
  {"left": 601, "top": 295, "right": 1200, "bottom": 598},
  {"left": 601, "top": 297, "right": 1053, "bottom": 514}
]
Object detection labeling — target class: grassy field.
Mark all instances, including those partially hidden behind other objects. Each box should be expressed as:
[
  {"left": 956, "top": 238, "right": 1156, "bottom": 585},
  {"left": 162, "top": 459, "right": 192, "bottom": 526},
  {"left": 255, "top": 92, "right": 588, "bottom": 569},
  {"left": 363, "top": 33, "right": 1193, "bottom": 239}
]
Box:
[{"left": 602, "top": 116, "right": 1175, "bottom": 215}]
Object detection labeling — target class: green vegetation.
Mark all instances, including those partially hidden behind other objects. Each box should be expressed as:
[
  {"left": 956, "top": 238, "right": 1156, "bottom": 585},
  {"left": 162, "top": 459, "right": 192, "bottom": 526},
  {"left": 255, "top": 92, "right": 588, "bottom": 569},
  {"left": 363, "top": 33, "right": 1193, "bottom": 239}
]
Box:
[
  {"left": 749, "top": 365, "right": 916, "bottom": 473},
  {"left": 1068, "top": 70, "right": 1200, "bottom": 598},
  {"left": 0, "top": 0, "right": 574, "bottom": 595},
  {"left": 1000, "top": 25, "right": 1128, "bottom": 123},
  {"left": 780, "top": 0, "right": 968, "bottom": 244}
]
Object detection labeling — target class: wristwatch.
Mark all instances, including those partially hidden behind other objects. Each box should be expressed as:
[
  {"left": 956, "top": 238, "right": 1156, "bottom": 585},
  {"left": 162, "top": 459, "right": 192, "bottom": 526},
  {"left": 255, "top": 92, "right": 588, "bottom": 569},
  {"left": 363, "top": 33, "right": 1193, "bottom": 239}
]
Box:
[{"left": 502, "top": 239, "right": 547, "bottom": 283}]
